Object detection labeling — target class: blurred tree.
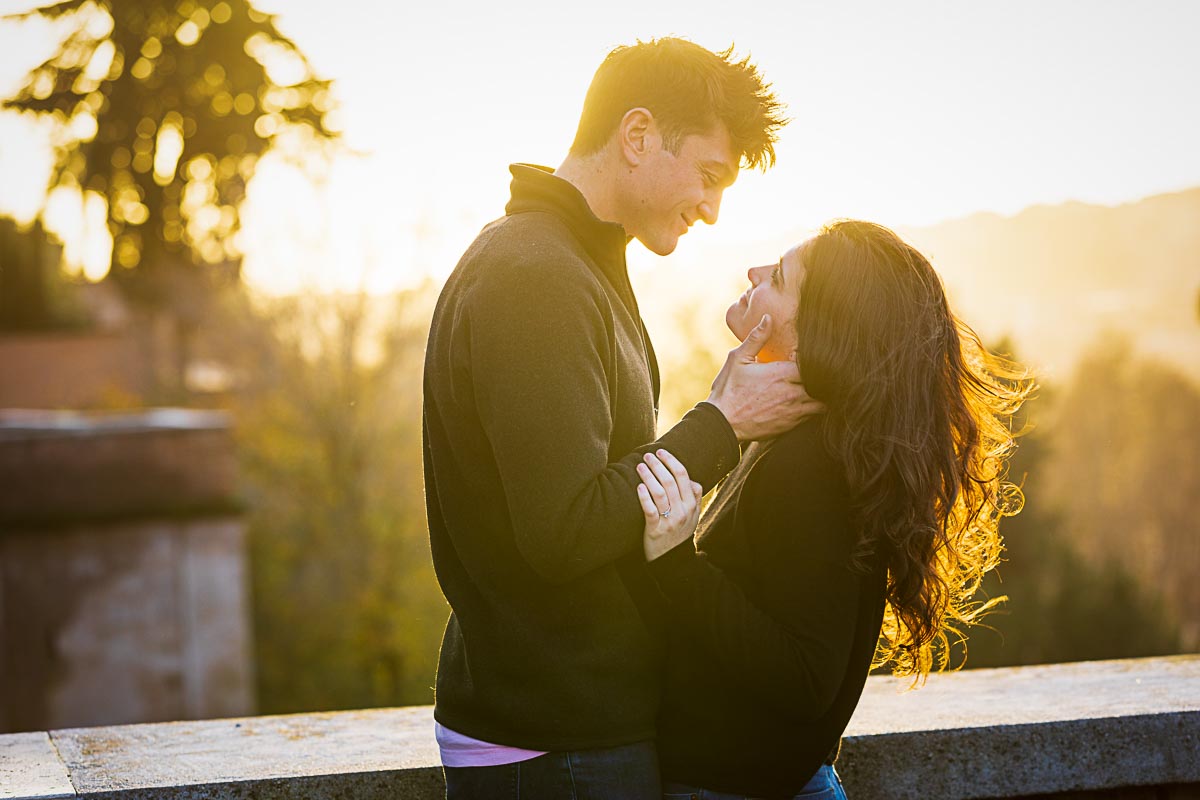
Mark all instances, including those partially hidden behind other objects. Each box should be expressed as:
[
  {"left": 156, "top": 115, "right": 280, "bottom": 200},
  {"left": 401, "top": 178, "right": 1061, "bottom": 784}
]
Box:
[
  {"left": 209, "top": 286, "right": 447, "bottom": 712},
  {"left": 962, "top": 336, "right": 1187, "bottom": 668},
  {"left": 655, "top": 302, "right": 727, "bottom": 433},
  {"left": 4, "top": 0, "right": 336, "bottom": 293},
  {"left": 0, "top": 217, "right": 88, "bottom": 330},
  {"left": 1042, "top": 333, "right": 1200, "bottom": 649},
  {"left": 963, "top": 405, "right": 1182, "bottom": 668},
  {"left": 3, "top": 0, "right": 337, "bottom": 388}
]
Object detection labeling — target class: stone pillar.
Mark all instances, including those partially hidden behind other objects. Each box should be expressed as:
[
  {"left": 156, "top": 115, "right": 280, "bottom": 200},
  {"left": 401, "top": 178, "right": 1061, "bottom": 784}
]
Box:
[{"left": 0, "top": 409, "right": 255, "bottom": 733}]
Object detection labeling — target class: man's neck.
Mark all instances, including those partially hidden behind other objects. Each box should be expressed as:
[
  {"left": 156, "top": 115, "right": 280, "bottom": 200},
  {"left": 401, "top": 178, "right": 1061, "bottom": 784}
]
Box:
[{"left": 553, "top": 152, "right": 625, "bottom": 229}]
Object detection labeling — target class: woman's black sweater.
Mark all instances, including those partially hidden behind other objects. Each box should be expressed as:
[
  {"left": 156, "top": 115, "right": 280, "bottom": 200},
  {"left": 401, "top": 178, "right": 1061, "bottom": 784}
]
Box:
[{"left": 648, "top": 417, "right": 888, "bottom": 799}]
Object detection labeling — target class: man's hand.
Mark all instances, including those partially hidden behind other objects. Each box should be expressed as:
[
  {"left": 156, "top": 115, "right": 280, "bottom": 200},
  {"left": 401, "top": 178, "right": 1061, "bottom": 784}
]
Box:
[{"left": 707, "top": 314, "right": 825, "bottom": 442}]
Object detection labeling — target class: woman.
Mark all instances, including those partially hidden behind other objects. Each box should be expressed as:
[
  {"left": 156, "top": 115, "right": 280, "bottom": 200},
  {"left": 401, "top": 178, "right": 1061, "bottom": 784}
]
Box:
[{"left": 635, "top": 220, "right": 1032, "bottom": 799}]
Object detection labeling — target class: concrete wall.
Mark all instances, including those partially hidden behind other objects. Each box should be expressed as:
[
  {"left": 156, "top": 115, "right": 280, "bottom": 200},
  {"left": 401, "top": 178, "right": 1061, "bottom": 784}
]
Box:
[
  {"left": 1, "top": 656, "right": 1196, "bottom": 800},
  {"left": 0, "top": 409, "right": 237, "bottom": 523},
  {"left": 0, "top": 410, "right": 254, "bottom": 736},
  {"left": 0, "top": 517, "right": 254, "bottom": 734},
  {"left": 0, "top": 333, "right": 156, "bottom": 409}
]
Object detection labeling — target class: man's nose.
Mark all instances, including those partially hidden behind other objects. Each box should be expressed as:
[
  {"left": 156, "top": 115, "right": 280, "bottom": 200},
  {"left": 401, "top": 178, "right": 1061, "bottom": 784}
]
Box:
[{"left": 698, "top": 189, "right": 723, "bottom": 225}]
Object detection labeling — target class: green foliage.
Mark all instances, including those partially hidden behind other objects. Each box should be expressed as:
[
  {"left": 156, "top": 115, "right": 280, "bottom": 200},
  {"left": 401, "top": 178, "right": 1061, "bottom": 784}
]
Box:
[
  {"left": 3, "top": 0, "right": 337, "bottom": 303},
  {"left": 215, "top": 286, "right": 447, "bottom": 712},
  {"left": 964, "top": 487, "right": 1183, "bottom": 668},
  {"left": 957, "top": 335, "right": 1192, "bottom": 668},
  {"left": 655, "top": 303, "right": 727, "bottom": 432},
  {"left": 1044, "top": 334, "right": 1200, "bottom": 648},
  {"left": 0, "top": 217, "right": 89, "bottom": 330}
]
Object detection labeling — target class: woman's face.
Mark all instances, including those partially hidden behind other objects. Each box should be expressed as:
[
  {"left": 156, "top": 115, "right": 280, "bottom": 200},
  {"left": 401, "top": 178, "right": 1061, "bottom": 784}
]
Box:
[{"left": 725, "top": 242, "right": 806, "bottom": 362}]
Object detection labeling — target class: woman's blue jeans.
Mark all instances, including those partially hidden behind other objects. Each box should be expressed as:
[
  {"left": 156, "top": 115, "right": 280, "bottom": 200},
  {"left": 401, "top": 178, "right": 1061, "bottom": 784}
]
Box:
[
  {"left": 662, "top": 763, "right": 848, "bottom": 800},
  {"left": 442, "top": 739, "right": 660, "bottom": 799}
]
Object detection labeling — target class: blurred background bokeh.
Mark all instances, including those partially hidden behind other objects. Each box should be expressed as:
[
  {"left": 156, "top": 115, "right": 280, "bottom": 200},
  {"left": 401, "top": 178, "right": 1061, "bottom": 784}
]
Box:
[{"left": 0, "top": 0, "right": 1196, "bottom": 733}]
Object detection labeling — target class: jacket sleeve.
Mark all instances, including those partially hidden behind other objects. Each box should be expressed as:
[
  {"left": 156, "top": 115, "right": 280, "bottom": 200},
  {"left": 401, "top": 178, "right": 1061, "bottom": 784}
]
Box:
[
  {"left": 466, "top": 254, "right": 740, "bottom": 585},
  {"left": 647, "top": 428, "right": 863, "bottom": 720}
]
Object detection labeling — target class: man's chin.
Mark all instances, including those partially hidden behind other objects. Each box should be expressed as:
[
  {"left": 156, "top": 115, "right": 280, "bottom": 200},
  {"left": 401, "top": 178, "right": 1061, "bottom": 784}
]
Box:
[{"left": 638, "top": 234, "right": 680, "bottom": 256}]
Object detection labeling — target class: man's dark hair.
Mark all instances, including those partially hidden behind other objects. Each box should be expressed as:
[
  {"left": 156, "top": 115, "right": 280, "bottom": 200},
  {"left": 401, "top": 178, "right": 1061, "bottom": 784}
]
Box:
[{"left": 569, "top": 38, "right": 786, "bottom": 171}]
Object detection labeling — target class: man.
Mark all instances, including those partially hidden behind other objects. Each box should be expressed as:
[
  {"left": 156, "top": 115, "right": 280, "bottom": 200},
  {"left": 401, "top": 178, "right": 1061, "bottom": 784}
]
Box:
[{"left": 423, "top": 38, "right": 816, "bottom": 798}]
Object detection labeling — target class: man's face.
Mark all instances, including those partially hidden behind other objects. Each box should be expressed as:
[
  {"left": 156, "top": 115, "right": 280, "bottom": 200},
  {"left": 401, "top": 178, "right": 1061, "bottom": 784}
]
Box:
[{"left": 626, "top": 124, "right": 739, "bottom": 256}]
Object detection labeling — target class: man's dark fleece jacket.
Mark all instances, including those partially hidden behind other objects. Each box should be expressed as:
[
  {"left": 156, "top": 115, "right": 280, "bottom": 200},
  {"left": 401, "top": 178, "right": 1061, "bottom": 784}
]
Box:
[{"left": 422, "top": 163, "right": 741, "bottom": 751}]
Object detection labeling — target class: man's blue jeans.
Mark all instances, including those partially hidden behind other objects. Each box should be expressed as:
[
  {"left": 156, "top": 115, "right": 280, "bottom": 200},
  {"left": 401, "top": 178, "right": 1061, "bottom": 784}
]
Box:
[
  {"left": 442, "top": 739, "right": 660, "bottom": 799},
  {"left": 662, "top": 764, "right": 849, "bottom": 800}
]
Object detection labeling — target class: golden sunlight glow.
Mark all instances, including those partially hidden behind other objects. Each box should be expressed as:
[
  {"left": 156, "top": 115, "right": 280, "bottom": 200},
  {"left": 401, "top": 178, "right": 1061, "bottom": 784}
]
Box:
[
  {"left": 130, "top": 57, "right": 153, "bottom": 81},
  {"left": 83, "top": 39, "right": 114, "bottom": 82},
  {"left": 140, "top": 36, "right": 162, "bottom": 59},
  {"left": 41, "top": 185, "right": 112, "bottom": 280},
  {"left": 81, "top": 190, "right": 112, "bottom": 280},
  {"left": 0, "top": 0, "right": 1198, "bottom": 298},
  {"left": 174, "top": 19, "right": 200, "bottom": 47},
  {"left": 153, "top": 114, "right": 184, "bottom": 185}
]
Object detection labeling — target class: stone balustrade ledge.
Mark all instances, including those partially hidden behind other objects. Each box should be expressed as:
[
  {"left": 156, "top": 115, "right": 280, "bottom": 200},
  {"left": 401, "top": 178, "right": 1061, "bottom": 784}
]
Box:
[{"left": 2, "top": 655, "right": 1197, "bottom": 800}]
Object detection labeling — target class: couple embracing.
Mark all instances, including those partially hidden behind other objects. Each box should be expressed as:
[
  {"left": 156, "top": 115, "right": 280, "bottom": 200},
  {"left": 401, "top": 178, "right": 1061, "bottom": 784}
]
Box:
[{"left": 423, "top": 38, "right": 1029, "bottom": 800}]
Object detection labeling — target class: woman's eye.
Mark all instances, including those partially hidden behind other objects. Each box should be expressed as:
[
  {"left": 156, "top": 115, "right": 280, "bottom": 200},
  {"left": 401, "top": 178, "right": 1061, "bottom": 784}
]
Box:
[{"left": 771, "top": 267, "right": 781, "bottom": 285}]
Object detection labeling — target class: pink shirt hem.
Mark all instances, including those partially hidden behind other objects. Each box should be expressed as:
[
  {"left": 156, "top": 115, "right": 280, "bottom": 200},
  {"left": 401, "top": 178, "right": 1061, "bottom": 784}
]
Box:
[{"left": 435, "top": 722, "right": 549, "bottom": 768}]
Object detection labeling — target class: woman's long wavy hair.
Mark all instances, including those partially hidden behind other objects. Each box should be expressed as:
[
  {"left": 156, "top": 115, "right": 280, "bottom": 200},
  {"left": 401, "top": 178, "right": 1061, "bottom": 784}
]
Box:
[{"left": 795, "top": 220, "right": 1034, "bottom": 680}]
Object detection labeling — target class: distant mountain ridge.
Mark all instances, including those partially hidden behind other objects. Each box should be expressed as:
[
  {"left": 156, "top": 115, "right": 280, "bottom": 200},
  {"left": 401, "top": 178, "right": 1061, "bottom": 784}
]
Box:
[
  {"left": 897, "top": 187, "right": 1200, "bottom": 380},
  {"left": 634, "top": 187, "right": 1200, "bottom": 389}
]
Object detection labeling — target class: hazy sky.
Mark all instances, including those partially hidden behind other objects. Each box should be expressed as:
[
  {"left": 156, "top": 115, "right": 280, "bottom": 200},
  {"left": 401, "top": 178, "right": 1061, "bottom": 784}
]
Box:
[{"left": 1, "top": 0, "right": 1198, "bottom": 293}]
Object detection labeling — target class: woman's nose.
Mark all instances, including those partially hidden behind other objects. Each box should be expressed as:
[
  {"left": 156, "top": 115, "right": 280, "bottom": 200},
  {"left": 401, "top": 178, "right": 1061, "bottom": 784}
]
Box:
[{"left": 748, "top": 264, "right": 771, "bottom": 285}]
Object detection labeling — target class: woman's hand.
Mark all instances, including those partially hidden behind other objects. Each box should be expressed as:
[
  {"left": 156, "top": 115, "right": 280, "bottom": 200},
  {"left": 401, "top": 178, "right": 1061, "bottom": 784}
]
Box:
[{"left": 637, "top": 449, "right": 704, "bottom": 562}]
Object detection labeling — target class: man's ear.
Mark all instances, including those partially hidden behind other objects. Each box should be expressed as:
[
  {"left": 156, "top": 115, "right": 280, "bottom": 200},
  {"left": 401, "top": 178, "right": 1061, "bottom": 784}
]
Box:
[{"left": 617, "top": 107, "right": 658, "bottom": 167}]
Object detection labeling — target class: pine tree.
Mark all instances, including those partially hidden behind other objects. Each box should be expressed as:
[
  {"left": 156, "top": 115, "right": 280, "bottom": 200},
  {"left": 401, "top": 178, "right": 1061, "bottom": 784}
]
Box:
[{"left": 3, "top": 0, "right": 337, "bottom": 305}]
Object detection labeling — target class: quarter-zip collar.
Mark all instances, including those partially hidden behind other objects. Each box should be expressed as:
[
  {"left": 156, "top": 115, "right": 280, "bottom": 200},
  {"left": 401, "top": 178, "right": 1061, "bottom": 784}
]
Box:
[
  {"left": 505, "top": 163, "right": 659, "bottom": 406},
  {"left": 505, "top": 163, "right": 634, "bottom": 306}
]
